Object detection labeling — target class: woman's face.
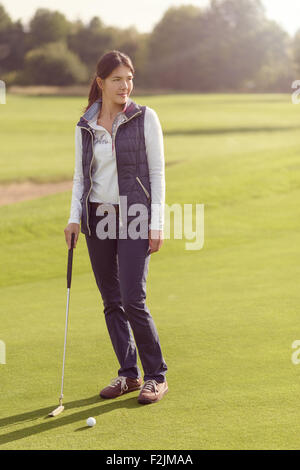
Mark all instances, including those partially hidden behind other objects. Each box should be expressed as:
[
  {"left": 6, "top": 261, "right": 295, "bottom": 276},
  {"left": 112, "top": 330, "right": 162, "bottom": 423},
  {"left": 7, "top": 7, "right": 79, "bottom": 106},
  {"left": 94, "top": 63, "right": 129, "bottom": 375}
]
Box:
[{"left": 97, "top": 64, "right": 134, "bottom": 106}]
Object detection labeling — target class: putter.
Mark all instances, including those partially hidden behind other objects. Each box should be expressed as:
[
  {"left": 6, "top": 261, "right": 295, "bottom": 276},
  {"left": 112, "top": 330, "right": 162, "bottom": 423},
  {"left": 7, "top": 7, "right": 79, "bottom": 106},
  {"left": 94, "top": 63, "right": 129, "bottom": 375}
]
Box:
[{"left": 49, "top": 232, "right": 75, "bottom": 417}]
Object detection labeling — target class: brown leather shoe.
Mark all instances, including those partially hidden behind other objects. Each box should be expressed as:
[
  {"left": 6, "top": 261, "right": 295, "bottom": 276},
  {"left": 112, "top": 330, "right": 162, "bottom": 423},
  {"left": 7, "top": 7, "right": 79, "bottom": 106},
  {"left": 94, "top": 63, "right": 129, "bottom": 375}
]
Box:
[
  {"left": 138, "top": 379, "right": 168, "bottom": 404},
  {"left": 99, "top": 376, "right": 143, "bottom": 399}
]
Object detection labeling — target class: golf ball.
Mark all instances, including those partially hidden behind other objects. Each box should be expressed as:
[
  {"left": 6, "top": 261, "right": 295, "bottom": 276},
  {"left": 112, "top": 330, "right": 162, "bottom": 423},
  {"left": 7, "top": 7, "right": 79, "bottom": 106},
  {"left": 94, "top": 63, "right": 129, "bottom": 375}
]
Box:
[{"left": 87, "top": 417, "right": 96, "bottom": 427}]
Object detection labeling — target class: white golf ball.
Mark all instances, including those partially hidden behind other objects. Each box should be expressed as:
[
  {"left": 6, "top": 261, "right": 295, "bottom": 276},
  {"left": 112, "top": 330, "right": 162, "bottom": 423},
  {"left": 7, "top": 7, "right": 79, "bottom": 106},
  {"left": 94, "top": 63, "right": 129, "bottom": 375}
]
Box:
[{"left": 86, "top": 417, "right": 96, "bottom": 427}]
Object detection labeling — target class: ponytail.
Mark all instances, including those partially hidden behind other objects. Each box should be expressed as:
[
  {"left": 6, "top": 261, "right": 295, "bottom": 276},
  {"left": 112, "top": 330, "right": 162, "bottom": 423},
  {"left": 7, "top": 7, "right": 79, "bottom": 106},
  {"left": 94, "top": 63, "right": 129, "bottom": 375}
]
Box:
[{"left": 84, "top": 76, "right": 101, "bottom": 113}]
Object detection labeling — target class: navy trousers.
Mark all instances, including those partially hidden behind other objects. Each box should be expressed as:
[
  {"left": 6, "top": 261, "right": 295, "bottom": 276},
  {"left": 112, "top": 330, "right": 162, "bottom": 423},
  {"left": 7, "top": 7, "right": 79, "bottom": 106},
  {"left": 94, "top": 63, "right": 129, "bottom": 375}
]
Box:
[{"left": 84, "top": 204, "right": 168, "bottom": 383}]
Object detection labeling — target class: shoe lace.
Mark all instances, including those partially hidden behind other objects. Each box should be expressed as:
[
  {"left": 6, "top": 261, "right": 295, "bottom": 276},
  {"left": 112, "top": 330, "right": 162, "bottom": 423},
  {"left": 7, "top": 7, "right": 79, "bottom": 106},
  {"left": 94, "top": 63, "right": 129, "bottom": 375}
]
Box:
[
  {"left": 141, "top": 379, "right": 158, "bottom": 394},
  {"left": 109, "top": 376, "right": 128, "bottom": 392}
]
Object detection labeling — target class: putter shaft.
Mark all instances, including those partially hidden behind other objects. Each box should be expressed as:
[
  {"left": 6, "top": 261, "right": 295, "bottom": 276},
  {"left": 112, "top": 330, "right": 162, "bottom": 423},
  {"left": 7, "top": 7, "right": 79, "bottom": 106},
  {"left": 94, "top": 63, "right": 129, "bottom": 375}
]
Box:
[{"left": 48, "top": 233, "right": 75, "bottom": 417}]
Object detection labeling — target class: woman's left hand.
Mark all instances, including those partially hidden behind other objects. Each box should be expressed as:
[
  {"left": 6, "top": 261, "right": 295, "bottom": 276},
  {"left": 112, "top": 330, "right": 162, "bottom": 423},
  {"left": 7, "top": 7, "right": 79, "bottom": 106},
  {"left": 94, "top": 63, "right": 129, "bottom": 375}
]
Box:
[{"left": 148, "top": 229, "right": 164, "bottom": 254}]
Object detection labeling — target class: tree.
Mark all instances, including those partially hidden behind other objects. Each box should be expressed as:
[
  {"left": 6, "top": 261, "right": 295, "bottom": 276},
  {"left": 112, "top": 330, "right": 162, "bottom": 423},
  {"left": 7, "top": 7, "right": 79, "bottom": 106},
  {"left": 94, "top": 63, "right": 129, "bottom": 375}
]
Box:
[
  {"left": 146, "top": 5, "right": 203, "bottom": 90},
  {"left": 0, "top": 3, "right": 12, "bottom": 31},
  {"left": 67, "top": 17, "right": 115, "bottom": 69},
  {"left": 21, "top": 41, "right": 88, "bottom": 85},
  {"left": 28, "top": 8, "right": 70, "bottom": 46},
  {"left": 146, "top": 0, "right": 287, "bottom": 92},
  {"left": 0, "top": 4, "right": 26, "bottom": 75},
  {"left": 207, "top": 0, "right": 267, "bottom": 89},
  {"left": 254, "top": 20, "right": 294, "bottom": 92},
  {"left": 292, "top": 30, "right": 300, "bottom": 77},
  {"left": 0, "top": 1, "right": 295, "bottom": 91}
]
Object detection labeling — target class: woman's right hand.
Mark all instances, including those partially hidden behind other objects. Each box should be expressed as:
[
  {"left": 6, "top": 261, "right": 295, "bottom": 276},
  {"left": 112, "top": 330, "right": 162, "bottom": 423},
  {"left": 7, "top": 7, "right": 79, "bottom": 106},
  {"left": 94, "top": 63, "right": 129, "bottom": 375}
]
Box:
[{"left": 64, "top": 223, "right": 80, "bottom": 249}]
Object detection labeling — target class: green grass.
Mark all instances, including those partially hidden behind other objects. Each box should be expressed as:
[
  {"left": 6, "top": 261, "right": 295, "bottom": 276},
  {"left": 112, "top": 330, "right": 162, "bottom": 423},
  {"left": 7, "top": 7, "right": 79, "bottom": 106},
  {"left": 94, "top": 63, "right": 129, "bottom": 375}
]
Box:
[{"left": 1, "top": 93, "right": 300, "bottom": 449}]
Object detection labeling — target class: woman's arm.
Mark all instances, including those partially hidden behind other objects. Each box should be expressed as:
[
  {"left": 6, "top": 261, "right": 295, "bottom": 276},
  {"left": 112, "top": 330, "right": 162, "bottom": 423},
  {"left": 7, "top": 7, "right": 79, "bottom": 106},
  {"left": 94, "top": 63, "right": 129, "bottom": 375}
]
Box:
[
  {"left": 64, "top": 126, "right": 83, "bottom": 249},
  {"left": 68, "top": 126, "right": 84, "bottom": 224},
  {"left": 144, "top": 106, "right": 165, "bottom": 253},
  {"left": 144, "top": 107, "right": 165, "bottom": 230}
]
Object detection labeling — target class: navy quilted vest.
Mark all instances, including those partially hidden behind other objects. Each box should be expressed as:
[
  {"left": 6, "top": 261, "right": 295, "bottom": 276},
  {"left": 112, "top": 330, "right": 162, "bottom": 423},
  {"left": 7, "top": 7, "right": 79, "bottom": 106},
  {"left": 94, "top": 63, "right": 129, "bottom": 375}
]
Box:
[{"left": 76, "top": 97, "right": 151, "bottom": 236}]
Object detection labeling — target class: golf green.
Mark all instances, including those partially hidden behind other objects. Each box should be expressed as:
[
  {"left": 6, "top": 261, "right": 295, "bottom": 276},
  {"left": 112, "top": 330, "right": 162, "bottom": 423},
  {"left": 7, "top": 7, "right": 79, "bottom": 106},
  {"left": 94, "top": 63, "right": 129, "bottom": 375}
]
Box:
[{"left": 0, "top": 93, "right": 299, "bottom": 449}]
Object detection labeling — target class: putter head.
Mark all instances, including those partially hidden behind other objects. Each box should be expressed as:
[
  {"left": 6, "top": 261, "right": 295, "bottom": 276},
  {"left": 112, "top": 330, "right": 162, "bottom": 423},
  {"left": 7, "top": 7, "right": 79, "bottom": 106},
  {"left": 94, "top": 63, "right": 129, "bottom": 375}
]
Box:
[{"left": 48, "top": 405, "right": 64, "bottom": 417}]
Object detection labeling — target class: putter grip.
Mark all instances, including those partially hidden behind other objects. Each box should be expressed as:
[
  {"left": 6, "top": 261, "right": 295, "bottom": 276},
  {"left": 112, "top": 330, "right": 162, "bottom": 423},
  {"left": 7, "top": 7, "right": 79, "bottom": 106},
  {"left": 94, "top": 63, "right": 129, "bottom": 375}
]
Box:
[{"left": 67, "top": 232, "right": 75, "bottom": 288}]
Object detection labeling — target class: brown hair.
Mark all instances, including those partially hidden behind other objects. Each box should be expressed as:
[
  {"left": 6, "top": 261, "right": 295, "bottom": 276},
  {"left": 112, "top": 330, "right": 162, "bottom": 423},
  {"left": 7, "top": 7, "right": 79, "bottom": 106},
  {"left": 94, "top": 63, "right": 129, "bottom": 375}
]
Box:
[{"left": 84, "top": 50, "right": 135, "bottom": 113}]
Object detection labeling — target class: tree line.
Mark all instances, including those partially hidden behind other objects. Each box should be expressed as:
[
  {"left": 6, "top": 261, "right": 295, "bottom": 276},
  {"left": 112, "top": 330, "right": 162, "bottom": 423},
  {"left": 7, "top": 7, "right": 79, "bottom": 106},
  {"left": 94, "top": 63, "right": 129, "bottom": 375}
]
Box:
[{"left": 0, "top": 0, "right": 299, "bottom": 92}]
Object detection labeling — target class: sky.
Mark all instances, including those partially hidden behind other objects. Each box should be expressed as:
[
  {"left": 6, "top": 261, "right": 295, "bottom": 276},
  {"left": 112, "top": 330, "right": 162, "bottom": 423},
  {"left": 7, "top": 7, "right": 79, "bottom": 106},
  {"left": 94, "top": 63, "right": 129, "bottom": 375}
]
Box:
[{"left": 1, "top": 0, "right": 300, "bottom": 36}]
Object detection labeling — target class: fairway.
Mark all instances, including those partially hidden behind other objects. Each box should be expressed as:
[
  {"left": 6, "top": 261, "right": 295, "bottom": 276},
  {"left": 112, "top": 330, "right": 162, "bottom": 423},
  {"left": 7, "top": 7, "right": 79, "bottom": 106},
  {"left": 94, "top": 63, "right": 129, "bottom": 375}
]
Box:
[{"left": 1, "top": 93, "right": 300, "bottom": 449}]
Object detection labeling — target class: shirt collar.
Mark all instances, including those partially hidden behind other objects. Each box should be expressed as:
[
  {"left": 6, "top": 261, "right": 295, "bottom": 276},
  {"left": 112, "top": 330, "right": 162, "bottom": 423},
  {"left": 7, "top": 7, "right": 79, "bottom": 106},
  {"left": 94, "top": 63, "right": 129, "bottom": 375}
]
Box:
[{"left": 83, "top": 97, "right": 131, "bottom": 121}]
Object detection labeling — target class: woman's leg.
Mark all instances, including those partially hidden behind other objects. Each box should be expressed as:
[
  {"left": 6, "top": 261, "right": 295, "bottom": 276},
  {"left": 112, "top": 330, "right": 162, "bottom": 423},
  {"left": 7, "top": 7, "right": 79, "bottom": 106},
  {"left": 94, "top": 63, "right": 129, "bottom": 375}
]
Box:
[
  {"left": 85, "top": 213, "right": 141, "bottom": 379},
  {"left": 117, "top": 232, "right": 168, "bottom": 383}
]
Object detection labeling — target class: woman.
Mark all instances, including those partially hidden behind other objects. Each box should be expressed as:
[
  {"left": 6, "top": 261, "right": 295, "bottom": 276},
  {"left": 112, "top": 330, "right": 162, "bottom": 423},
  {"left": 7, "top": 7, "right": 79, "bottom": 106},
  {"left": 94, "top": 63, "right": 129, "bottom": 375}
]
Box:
[{"left": 64, "top": 50, "right": 168, "bottom": 405}]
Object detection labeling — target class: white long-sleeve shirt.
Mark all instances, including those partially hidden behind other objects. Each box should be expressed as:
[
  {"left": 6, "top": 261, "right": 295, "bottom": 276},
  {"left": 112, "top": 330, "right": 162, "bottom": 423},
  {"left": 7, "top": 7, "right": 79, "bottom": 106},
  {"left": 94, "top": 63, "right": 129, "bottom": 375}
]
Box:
[{"left": 68, "top": 105, "right": 165, "bottom": 230}]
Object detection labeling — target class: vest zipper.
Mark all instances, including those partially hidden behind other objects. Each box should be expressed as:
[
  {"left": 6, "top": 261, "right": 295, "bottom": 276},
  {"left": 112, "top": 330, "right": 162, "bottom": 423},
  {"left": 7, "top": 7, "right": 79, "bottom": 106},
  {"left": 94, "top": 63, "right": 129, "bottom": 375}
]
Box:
[
  {"left": 136, "top": 176, "right": 150, "bottom": 200},
  {"left": 77, "top": 125, "right": 96, "bottom": 236},
  {"left": 112, "top": 110, "right": 143, "bottom": 227}
]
